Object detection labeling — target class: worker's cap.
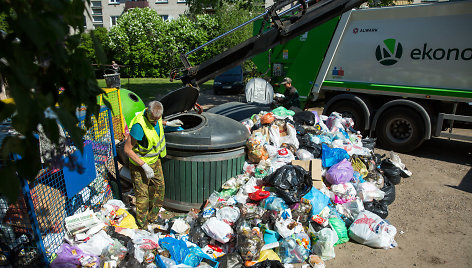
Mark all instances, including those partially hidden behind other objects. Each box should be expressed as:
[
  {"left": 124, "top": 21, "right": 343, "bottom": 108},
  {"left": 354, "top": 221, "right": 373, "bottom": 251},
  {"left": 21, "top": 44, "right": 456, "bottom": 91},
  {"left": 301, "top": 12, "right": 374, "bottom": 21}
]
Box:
[{"left": 281, "top": 77, "right": 292, "bottom": 85}]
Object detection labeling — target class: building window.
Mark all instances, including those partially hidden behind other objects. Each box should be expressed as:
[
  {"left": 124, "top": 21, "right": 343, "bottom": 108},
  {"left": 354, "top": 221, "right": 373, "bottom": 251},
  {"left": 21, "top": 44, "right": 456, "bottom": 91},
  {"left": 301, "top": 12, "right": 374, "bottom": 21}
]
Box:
[
  {"left": 92, "top": 16, "right": 103, "bottom": 23},
  {"left": 84, "top": 16, "right": 87, "bottom": 28},
  {"left": 94, "top": 24, "right": 104, "bottom": 29},
  {"left": 177, "top": 0, "right": 186, "bottom": 3},
  {"left": 110, "top": 16, "right": 120, "bottom": 26},
  {"left": 109, "top": 0, "right": 120, "bottom": 4},
  {"left": 160, "top": 15, "right": 169, "bottom": 21},
  {"left": 92, "top": 8, "right": 102, "bottom": 15},
  {"left": 91, "top": 1, "right": 102, "bottom": 7},
  {"left": 156, "top": 0, "right": 168, "bottom": 3}
]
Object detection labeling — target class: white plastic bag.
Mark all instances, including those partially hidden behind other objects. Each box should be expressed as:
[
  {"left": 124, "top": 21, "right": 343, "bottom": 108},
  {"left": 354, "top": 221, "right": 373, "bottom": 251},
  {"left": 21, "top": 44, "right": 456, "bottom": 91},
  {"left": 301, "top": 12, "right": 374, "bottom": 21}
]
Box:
[
  {"left": 313, "top": 228, "right": 338, "bottom": 261},
  {"left": 201, "top": 217, "right": 234, "bottom": 243},
  {"left": 295, "top": 149, "right": 314, "bottom": 160},
  {"left": 269, "top": 122, "right": 299, "bottom": 148},
  {"left": 348, "top": 210, "right": 397, "bottom": 249},
  {"left": 357, "top": 182, "right": 385, "bottom": 202}
]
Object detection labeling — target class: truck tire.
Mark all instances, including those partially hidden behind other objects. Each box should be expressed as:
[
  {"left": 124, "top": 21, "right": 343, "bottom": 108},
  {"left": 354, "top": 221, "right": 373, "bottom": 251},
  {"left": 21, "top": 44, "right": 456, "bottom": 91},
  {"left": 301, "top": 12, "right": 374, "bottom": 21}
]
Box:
[
  {"left": 376, "top": 107, "right": 425, "bottom": 152},
  {"left": 324, "top": 100, "right": 366, "bottom": 132}
]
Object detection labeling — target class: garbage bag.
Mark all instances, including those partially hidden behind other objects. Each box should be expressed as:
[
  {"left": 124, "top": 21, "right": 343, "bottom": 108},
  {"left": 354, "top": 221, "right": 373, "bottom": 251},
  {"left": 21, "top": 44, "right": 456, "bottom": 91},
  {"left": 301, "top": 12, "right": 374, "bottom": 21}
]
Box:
[
  {"left": 261, "top": 196, "right": 288, "bottom": 212},
  {"left": 389, "top": 151, "right": 412, "bottom": 177},
  {"left": 237, "top": 228, "right": 264, "bottom": 261},
  {"left": 217, "top": 253, "right": 244, "bottom": 268},
  {"left": 263, "top": 165, "right": 312, "bottom": 204},
  {"left": 380, "top": 178, "right": 396, "bottom": 205},
  {"left": 357, "top": 182, "right": 385, "bottom": 202},
  {"left": 51, "top": 243, "right": 99, "bottom": 268},
  {"left": 184, "top": 246, "right": 218, "bottom": 267},
  {"left": 250, "top": 260, "right": 285, "bottom": 268},
  {"left": 295, "top": 148, "right": 314, "bottom": 160},
  {"left": 158, "top": 237, "right": 190, "bottom": 265},
  {"left": 257, "top": 250, "right": 281, "bottom": 262},
  {"left": 328, "top": 217, "right": 349, "bottom": 245},
  {"left": 247, "top": 132, "right": 269, "bottom": 164},
  {"left": 348, "top": 210, "right": 397, "bottom": 249},
  {"left": 188, "top": 220, "right": 211, "bottom": 248},
  {"left": 298, "top": 135, "right": 322, "bottom": 158},
  {"left": 272, "top": 107, "right": 295, "bottom": 118},
  {"left": 350, "top": 156, "right": 369, "bottom": 178},
  {"left": 261, "top": 112, "right": 275, "bottom": 125},
  {"left": 216, "top": 206, "right": 240, "bottom": 226},
  {"left": 279, "top": 237, "right": 310, "bottom": 263},
  {"left": 290, "top": 200, "right": 312, "bottom": 224},
  {"left": 293, "top": 111, "right": 316, "bottom": 126},
  {"left": 380, "top": 159, "right": 402, "bottom": 185},
  {"left": 325, "top": 159, "right": 354, "bottom": 185},
  {"left": 302, "top": 187, "right": 330, "bottom": 217},
  {"left": 312, "top": 228, "right": 338, "bottom": 261},
  {"left": 201, "top": 217, "right": 234, "bottom": 244},
  {"left": 321, "top": 144, "right": 349, "bottom": 168},
  {"left": 269, "top": 122, "right": 299, "bottom": 149},
  {"left": 361, "top": 137, "right": 376, "bottom": 151},
  {"left": 364, "top": 200, "right": 389, "bottom": 219}
]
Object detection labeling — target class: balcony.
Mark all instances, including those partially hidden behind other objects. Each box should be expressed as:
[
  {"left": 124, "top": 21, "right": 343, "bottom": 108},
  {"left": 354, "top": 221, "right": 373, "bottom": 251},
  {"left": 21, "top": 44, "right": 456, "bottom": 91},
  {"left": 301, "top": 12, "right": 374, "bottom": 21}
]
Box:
[{"left": 124, "top": 0, "right": 149, "bottom": 10}]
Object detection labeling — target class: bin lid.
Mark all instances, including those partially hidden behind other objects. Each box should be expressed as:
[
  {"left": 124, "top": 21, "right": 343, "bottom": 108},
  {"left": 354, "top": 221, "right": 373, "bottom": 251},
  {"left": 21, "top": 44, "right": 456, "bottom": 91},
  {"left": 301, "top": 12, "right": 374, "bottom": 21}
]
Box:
[{"left": 160, "top": 86, "right": 199, "bottom": 118}]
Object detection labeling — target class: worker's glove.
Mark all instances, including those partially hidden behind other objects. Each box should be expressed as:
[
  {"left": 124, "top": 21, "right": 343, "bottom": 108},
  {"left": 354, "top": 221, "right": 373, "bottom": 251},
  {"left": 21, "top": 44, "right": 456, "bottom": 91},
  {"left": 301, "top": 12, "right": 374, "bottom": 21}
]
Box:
[
  {"left": 166, "top": 119, "right": 184, "bottom": 127},
  {"left": 274, "top": 93, "right": 285, "bottom": 99},
  {"left": 141, "top": 163, "right": 155, "bottom": 179}
]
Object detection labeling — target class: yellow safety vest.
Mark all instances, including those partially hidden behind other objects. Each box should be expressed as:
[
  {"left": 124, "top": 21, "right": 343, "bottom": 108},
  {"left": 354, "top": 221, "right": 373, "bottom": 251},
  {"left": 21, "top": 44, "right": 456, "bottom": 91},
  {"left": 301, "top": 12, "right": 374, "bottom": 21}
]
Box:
[{"left": 129, "top": 110, "right": 166, "bottom": 165}]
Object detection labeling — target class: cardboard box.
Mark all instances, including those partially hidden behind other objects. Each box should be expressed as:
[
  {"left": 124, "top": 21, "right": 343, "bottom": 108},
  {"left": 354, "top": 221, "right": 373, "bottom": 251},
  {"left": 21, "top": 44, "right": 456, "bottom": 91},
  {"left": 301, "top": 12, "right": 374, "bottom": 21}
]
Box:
[{"left": 292, "top": 159, "right": 323, "bottom": 189}]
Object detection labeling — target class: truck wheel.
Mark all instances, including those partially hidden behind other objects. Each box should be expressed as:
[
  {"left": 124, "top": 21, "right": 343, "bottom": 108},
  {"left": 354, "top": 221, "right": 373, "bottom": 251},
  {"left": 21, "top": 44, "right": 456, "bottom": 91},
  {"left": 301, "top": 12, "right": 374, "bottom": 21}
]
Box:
[
  {"left": 376, "top": 107, "right": 425, "bottom": 152},
  {"left": 213, "top": 88, "right": 219, "bottom": 95},
  {"left": 324, "top": 100, "right": 366, "bottom": 132}
]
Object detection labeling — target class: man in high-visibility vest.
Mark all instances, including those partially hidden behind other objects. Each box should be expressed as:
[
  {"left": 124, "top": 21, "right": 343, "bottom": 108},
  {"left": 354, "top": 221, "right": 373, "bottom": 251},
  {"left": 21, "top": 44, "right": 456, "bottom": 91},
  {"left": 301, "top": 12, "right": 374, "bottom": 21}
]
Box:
[{"left": 124, "top": 101, "right": 182, "bottom": 228}]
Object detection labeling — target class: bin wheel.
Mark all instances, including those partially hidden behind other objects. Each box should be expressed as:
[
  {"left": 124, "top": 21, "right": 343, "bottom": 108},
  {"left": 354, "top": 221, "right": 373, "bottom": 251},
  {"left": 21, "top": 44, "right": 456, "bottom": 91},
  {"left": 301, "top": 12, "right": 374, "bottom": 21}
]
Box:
[
  {"left": 324, "top": 100, "right": 366, "bottom": 133},
  {"left": 376, "top": 106, "right": 425, "bottom": 152}
]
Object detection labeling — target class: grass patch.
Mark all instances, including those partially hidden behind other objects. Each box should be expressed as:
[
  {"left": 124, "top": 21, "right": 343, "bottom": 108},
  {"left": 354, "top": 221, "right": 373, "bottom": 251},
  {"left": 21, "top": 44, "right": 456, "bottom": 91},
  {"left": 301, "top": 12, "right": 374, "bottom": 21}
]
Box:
[{"left": 97, "top": 78, "right": 214, "bottom": 104}]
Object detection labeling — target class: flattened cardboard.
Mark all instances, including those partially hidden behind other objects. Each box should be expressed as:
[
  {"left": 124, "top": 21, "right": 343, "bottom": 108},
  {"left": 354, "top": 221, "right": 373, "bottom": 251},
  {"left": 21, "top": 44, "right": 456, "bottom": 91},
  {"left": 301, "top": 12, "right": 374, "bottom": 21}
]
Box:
[{"left": 292, "top": 159, "right": 323, "bottom": 189}]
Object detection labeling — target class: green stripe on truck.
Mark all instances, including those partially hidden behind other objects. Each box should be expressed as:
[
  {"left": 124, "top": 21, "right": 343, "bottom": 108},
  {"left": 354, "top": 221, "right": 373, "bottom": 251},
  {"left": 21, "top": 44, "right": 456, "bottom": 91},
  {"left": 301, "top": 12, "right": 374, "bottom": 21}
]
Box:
[{"left": 322, "top": 80, "right": 472, "bottom": 99}]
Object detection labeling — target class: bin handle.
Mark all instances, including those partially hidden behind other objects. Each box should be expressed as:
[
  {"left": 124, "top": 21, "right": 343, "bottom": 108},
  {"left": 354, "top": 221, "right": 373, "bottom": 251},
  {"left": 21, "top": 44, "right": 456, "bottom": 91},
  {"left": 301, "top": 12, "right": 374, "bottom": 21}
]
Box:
[{"left": 104, "top": 69, "right": 118, "bottom": 75}]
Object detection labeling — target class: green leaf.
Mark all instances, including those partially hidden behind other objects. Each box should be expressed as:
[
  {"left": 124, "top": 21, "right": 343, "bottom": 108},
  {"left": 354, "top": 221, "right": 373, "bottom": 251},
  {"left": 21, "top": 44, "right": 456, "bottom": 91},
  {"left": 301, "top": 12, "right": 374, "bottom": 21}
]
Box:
[{"left": 0, "top": 165, "right": 21, "bottom": 203}]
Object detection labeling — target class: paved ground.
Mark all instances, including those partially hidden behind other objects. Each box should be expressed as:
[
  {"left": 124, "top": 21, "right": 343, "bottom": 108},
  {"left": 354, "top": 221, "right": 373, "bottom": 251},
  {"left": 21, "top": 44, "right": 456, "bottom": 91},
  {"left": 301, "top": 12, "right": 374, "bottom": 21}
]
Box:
[{"left": 197, "top": 89, "right": 472, "bottom": 268}]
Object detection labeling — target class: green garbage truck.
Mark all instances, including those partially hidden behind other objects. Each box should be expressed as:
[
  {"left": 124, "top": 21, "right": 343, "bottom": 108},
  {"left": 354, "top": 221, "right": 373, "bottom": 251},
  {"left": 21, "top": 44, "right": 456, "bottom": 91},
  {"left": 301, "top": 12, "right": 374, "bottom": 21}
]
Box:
[{"left": 252, "top": 1, "right": 472, "bottom": 152}]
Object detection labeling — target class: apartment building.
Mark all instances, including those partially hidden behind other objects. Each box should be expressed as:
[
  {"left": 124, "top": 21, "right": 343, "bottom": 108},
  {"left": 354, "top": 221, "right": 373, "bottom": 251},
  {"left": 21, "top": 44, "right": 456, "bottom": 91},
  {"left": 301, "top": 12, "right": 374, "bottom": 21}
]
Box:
[{"left": 84, "top": 0, "right": 188, "bottom": 30}]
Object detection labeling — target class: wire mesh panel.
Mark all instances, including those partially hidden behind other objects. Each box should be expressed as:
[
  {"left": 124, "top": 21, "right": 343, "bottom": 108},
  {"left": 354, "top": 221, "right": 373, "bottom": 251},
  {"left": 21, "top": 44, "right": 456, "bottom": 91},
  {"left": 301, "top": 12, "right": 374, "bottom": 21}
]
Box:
[
  {"left": 0, "top": 106, "right": 118, "bottom": 266},
  {"left": 98, "top": 88, "right": 125, "bottom": 141}
]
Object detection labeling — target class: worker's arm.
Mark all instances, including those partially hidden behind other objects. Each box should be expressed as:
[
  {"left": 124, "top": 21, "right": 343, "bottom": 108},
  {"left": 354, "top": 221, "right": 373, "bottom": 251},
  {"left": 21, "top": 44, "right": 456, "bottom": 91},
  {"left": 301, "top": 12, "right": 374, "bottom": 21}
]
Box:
[{"left": 124, "top": 135, "right": 144, "bottom": 166}]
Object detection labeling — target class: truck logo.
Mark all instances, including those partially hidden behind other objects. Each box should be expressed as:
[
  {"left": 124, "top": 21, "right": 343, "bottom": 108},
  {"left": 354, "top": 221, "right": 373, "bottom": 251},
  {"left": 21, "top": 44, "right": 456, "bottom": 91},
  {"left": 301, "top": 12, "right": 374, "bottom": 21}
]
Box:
[{"left": 375, "top": 38, "right": 403, "bottom": 66}]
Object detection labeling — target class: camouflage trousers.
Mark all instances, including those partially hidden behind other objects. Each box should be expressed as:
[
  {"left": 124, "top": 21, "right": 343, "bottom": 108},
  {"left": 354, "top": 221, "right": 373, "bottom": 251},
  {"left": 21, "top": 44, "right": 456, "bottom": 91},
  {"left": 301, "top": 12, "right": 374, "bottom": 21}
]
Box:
[{"left": 130, "top": 160, "right": 165, "bottom": 229}]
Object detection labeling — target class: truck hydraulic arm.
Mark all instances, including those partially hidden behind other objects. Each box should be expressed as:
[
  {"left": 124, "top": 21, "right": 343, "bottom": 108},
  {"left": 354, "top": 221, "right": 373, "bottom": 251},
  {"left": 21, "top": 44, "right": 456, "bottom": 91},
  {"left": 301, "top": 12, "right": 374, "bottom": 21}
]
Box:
[{"left": 176, "top": 0, "right": 365, "bottom": 87}]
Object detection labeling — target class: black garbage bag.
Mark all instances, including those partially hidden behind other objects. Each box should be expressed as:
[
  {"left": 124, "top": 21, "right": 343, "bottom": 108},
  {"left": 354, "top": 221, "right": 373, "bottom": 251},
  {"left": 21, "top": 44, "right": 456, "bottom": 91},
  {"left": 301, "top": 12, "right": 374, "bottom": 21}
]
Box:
[
  {"left": 361, "top": 137, "right": 377, "bottom": 151},
  {"left": 380, "top": 177, "right": 396, "bottom": 205},
  {"left": 294, "top": 123, "right": 306, "bottom": 136},
  {"left": 364, "top": 200, "right": 389, "bottom": 219},
  {"left": 216, "top": 253, "right": 244, "bottom": 268},
  {"left": 380, "top": 159, "right": 402, "bottom": 185},
  {"left": 250, "top": 260, "right": 285, "bottom": 268},
  {"left": 297, "top": 134, "right": 322, "bottom": 158},
  {"left": 263, "top": 165, "right": 312, "bottom": 204},
  {"left": 293, "top": 111, "right": 316, "bottom": 126},
  {"left": 188, "top": 219, "right": 211, "bottom": 248}
]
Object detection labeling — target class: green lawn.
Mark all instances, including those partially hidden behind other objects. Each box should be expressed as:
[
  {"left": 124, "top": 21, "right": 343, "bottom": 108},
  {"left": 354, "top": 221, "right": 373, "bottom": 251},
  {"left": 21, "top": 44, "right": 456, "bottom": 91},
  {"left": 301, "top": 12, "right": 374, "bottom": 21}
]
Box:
[{"left": 97, "top": 78, "right": 214, "bottom": 104}]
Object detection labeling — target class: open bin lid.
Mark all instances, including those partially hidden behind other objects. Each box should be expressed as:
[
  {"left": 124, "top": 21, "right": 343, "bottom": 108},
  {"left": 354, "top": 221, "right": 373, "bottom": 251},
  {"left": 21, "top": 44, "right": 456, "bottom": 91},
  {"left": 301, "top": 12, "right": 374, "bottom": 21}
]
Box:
[{"left": 160, "top": 86, "right": 199, "bottom": 118}]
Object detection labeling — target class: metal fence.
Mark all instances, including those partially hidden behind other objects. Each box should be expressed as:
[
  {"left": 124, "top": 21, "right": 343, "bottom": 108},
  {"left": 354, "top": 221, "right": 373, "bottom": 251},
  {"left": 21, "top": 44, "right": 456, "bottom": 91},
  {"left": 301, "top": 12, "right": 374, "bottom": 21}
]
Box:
[{"left": 0, "top": 106, "right": 119, "bottom": 266}]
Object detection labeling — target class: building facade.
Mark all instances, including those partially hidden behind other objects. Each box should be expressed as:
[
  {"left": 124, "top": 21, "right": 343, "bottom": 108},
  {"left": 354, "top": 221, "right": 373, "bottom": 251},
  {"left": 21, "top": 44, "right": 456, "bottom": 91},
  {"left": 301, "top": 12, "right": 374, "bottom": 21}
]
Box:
[{"left": 84, "top": 0, "right": 188, "bottom": 30}]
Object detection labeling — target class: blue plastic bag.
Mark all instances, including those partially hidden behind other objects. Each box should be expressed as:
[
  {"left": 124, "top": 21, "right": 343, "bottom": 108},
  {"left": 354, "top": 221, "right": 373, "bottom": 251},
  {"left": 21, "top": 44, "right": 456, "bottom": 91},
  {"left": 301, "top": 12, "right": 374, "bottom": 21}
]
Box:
[
  {"left": 184, "top": 246, "right": 219, "bottom": 267},
  {"left": 321, "top": 143, "right": 349, "bottom": 168},
  {"left": 302, "top": 187, "right": 330, "bottom": 216},
  {"left": 158, "top": 237, "right": 190, "bottom": 265},
  {"left": 262, "top": 195, "right": 289, "bottom": 211}
]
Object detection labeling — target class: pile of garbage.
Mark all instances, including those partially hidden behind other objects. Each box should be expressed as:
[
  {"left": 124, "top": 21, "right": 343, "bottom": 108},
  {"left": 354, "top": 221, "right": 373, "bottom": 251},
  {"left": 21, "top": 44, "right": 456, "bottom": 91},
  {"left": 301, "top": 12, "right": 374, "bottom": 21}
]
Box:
[{"left": 51, "top": 108, "right": 411, "bottom": 268}]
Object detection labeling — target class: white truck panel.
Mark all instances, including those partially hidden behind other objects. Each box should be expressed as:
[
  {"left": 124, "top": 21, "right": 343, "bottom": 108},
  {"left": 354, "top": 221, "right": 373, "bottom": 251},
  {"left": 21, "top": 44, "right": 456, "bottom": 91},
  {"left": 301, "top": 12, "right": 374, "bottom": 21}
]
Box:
[{"left": 321, "top": 1, "right": 472, "bottom": 91}]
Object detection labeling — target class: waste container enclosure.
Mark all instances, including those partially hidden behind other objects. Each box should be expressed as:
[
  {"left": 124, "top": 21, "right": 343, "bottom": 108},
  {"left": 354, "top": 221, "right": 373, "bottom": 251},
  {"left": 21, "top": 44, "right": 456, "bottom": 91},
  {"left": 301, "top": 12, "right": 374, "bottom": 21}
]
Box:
[{"left": 160, "top": 86, "right": 250, "bottom": 211}]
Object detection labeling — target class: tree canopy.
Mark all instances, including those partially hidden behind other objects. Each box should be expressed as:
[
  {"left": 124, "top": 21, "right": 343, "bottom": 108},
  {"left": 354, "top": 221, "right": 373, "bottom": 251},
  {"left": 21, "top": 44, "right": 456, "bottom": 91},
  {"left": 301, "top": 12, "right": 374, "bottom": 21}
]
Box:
[{"left": 0, "top": 0, "right": 104, "bottom": 201}]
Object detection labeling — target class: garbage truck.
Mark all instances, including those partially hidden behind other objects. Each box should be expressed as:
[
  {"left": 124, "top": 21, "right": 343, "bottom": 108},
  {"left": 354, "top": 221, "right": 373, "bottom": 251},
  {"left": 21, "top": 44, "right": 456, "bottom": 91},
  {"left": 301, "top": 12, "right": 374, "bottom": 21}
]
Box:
[
  {"left": 251, "top": 0, "right": 472, "bottom": 152},
  {"left": 173, "top": 0, "right": 472, "bottom": 152}
]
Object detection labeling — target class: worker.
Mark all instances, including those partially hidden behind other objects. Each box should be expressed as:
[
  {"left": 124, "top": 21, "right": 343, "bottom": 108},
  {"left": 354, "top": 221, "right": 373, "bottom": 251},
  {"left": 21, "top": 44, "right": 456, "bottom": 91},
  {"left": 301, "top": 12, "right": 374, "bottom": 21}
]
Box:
[
  {"left": 273, "top": 77, "right": 301, "bottom": 111},
  {"left": 124, "top": 101, "right": 183, "bottom": 228}
]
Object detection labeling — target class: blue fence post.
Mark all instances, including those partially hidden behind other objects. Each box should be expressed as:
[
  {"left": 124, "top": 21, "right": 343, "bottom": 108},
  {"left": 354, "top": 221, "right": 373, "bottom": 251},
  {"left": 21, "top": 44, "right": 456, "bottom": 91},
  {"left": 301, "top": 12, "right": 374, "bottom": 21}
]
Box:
[
  {"left": 107, "top": 108, "right": 122, "bottom": 200},
  {"left": 20, "top": 177, "right": 49, "bottom": 265}
]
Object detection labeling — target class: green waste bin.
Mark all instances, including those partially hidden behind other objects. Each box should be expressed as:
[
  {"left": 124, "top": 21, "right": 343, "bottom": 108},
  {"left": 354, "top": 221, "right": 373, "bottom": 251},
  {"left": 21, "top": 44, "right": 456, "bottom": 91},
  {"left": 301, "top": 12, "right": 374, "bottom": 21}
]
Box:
[{"left": 160, "top": 87, "right": 250, "bottom": 211}]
